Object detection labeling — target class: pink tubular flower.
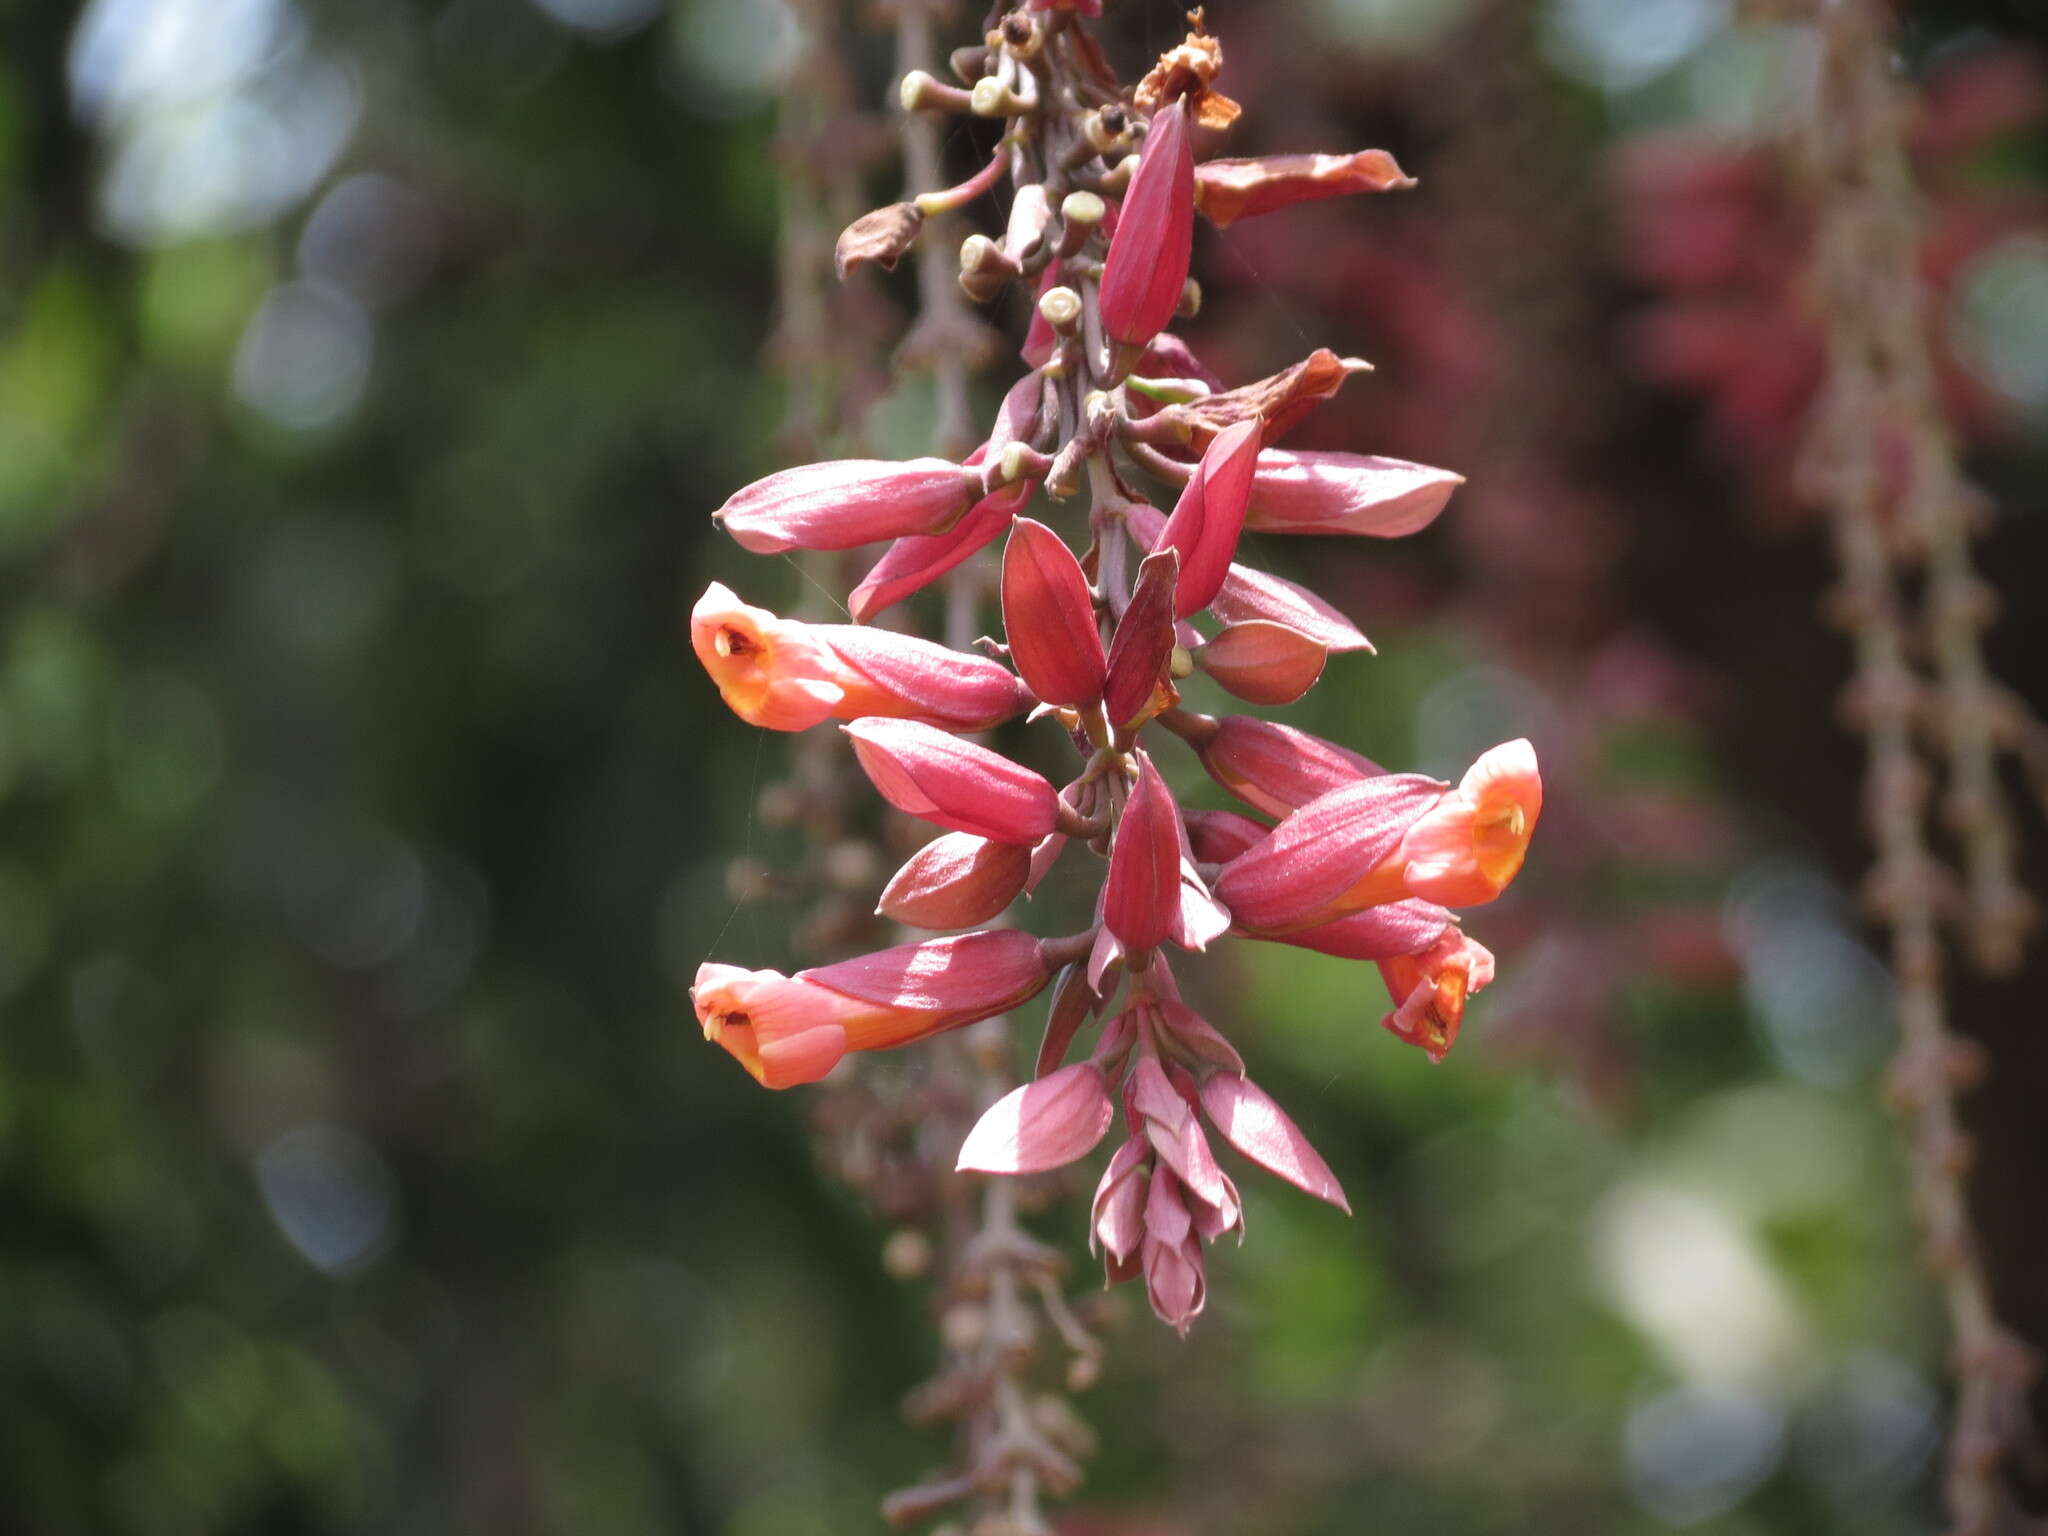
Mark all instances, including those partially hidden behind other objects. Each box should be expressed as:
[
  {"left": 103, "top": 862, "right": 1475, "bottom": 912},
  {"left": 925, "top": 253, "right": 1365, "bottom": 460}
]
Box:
[
  {"left": 878, "top": 832, "right": 1032, "bottom": 929},
  {"left": 692, "top": 930, "right": 1054, "bottom": 1087},
  {"left": 1155, "top": 420, "right": 1259, "bottom": 617},
  {"left": 847, "top": 479, "right": 1031, "bottom": 623},
  {"left": 1193, "top": 148, "right": 1415, "bottom": 226},
  {"left": 1244, "top": 450, "right": 1463, "bottom": 538},
  {"left": 1211, "top": 772, "right": 1448, "bottom": 934},
  {"left": 1002, "top": 517, "right": 1107, "bottom": 707},
  {"left": 1196, "top": 714, "right": 1378, "bottom": 818},
  {"left": 1270, "top": 898, "right": 1454, "bottom": 961},
  {"left": 845, "top": 717, "right": 1061, "bottom": 844},
  {"left": 1099, "top": 98, "right": 1194, "bottom": 350},
  {"left": 1103, "top": 752, "right": 1181, "bottom": 956},
  {"left": 1377, "top": 928, "right": 1496, "bottom": 1062},
  {"left": 1395, "top": 739, "right": 1544, "bottom": 906},
  {"left": 692, "top": 583, "right": 1028, "bottom": 732},
  {"left": 714, "top": 457, "right": 984, "bottom": 554}
]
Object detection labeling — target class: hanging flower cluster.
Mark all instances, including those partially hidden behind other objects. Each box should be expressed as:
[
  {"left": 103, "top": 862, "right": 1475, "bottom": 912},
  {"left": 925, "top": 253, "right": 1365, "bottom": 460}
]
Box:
[{"left": 691, "top": 7, "right": 1541, "bottom": 1332}]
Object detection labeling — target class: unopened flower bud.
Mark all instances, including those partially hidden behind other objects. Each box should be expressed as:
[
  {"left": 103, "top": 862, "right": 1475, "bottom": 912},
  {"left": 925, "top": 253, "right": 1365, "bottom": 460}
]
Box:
[
  {"left": 879, "top": 832, "right": 1032, "bottom": 929},
  {"left": 1002, "top": 517, "right": 1107, "bottom": 706},
  {"left": 1103, "top": 547, "right": 1181, "bottom": 728},
  {"left": 1103, "top": 755, "right": 1183, "bottom": 960},
  {"left": 845, "top": 717, "right": 1061, "bottom": 845},
  {"left": 1098, "top": 99, "right": 1193, "bottom": 350},
  {"left": 1154, "top": 419, "right": 1259, "bottom": 617},
  {"left": 1246, "top": 450, "right": 1462, "bottom": 537},
  {"left": 715, "top": 458, "right": 980, "bottom": 555},
  {"left": 1194, "top": 620, "right": 1329, "bottom": 704}
]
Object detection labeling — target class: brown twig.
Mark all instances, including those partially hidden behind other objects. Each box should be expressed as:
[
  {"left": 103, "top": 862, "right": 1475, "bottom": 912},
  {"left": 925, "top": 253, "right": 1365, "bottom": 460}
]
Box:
[{"left": 1792, "top": 6, "right": 2039, "bottom": 1529}]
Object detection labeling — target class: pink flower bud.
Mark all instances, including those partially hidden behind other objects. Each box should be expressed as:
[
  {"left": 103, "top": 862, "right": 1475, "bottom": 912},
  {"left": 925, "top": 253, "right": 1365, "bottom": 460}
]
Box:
[
  {"left": 1126, "top": 501, "right": 1371, "bottom": 650},
  {"left": 1103, "top": 547, "right": 1181, "bottom": 727},
  {"left": 1184, "top": 808, "right": 1270, "bottom": 863},
  {"left": 847, "top": 480, "right": 1026, "bottom": 623},
  {"left": 1091, "top": 1133, "right": 1151, "bottom": 1266},
  {"left": 878, "top": 832, "right": 1032, "bottom": 929},
  {"left": 1245, "top": 450, "right": 1462, "bottom": 538},
  {"left": 956, "top": 1061, "right": 1115, "bottom": 1174},
  {"left": 1194, "top": 620, "right": 1329, "bottom": 704},
  {"left": 1395, "top": 738, "right": 1542, "bottom": 906},
  {"left": 1209, "top": 558, "right": 1373, "bottom": 652},
  {"left": 1198, "top": 1071, "right": 1350, "bottom": 1211},
  {"left": 1212, "top": 773, "right": 1448, "bottom": 934},
  {"left": 1193, "top": 148, "right": 1415, "bottom": 227},
  {"left": 1197, "top": 714, "right": 1379, "bottom": 818},
  {"left": 1104, "top": 752, "right": 1181, "bottom": 955},
  {"left": 1141, "top": 1164, "right": 1207, "bottom": 1333},
  {"left": 1269, "top": 898, "right": 1453, "bottom": 961},
  {"left": 1099, "top": 99, "right": 1194, "bottom": 350},
  {"left": 845, "top": 718, "right": 1061, "bottom": 844},
  {"left": 1002, "top": 518, "right": 1107, "bottom": 706},
  {"left": 1378, "top": 928, "right": 1496, "bottom": 1062},
  {"left": 693, "top": 930, "right": 1052, "bottom": 1088},
  {"left": 1155, "top": 420, "right": 1259, "bottom": 617},
  {"left": 692, "top": 583, "right": 1029, "bottom": 732},
  {"left": 715, "top": 458, "right": 982, "bottom": 555}
]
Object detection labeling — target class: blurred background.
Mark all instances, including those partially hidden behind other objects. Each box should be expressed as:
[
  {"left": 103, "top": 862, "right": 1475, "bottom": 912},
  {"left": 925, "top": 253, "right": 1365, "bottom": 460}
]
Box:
[{"left": 4, "top": 0, "right": 2047, "bottom": 1531}]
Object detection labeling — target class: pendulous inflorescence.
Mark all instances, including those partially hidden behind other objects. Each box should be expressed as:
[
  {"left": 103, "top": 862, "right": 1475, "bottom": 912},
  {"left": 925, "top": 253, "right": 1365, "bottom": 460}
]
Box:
[{"left": 690, "top": 1, "right": 1541, "bottom": 1334}]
